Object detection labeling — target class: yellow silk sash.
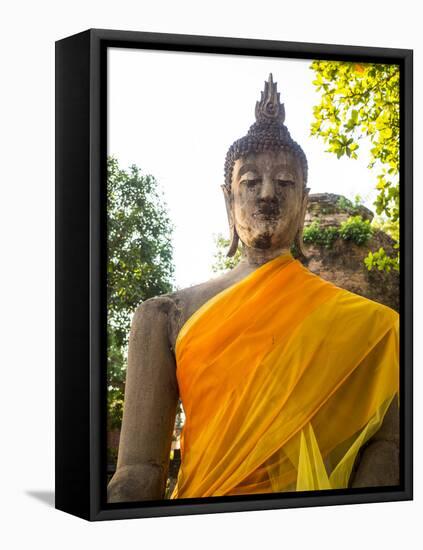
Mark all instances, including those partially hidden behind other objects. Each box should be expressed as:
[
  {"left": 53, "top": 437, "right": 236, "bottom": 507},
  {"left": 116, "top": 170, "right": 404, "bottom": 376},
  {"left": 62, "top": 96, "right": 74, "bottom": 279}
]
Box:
[{"left": 170, "top": 252, "right": 399, "bottom": 498}]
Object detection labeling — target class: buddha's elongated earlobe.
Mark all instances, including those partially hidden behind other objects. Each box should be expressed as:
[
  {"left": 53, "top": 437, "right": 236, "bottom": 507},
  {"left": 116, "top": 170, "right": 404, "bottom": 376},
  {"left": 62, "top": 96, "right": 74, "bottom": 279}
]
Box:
[
  {"left": 222, "top": 185, "right": 239, "bottom": 257},
  {"left": 294, "top": 187, "right": 310, "bottom": 261},
  {"left": 227, "top": 227, "right": 240, "bottom": 258}
]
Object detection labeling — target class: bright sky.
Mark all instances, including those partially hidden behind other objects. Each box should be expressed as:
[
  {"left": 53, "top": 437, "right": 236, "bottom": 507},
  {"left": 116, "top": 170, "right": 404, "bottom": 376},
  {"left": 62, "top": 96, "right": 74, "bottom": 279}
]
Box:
[{"left": 108, "top": 48, "right": 377, "bottom": 289}]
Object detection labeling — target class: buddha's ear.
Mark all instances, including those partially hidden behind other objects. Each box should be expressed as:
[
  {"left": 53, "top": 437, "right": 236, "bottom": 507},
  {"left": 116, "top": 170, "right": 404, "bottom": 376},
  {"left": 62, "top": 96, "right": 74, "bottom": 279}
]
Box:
[
  {"left": 221, "top": 185, "right": 239, "bottom": 257},
  {"left": 301, "top": 187, "right": 310, "bottom": 219},
  {"left": 294, "top": 187, "right": 310, "bottom": 261}
]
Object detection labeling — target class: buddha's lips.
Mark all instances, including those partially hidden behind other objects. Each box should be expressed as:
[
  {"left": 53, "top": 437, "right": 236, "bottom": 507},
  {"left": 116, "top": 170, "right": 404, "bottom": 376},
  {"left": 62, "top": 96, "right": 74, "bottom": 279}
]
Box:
[{"left": 253, "top": 207, "right": 280, "bottom": 220}]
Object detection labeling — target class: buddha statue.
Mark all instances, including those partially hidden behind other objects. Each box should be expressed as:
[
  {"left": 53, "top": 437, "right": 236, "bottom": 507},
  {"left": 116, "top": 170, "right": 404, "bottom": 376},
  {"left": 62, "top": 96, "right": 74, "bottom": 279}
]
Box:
[{"left": 107, "top": 74, "right": 399, "bottom": 503}]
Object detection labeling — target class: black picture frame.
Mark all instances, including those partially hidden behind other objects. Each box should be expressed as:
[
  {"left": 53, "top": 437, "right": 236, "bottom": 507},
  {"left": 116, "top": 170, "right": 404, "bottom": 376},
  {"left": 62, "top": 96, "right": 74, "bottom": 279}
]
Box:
[{"left": 55, "top": 28, "right": 413, "bottom": 521}]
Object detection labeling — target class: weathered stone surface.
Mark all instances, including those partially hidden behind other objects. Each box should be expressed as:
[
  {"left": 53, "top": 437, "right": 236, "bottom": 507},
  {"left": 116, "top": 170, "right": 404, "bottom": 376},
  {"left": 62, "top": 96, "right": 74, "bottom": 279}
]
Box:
[{"left": 305, "top": 192, "right": 374, "bottom": 226}]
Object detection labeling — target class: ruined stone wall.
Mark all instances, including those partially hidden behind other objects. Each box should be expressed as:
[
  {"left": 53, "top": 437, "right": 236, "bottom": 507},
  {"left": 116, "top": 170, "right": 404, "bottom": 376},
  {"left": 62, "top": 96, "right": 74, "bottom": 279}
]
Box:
[{"left": 301, "top": 193, "right": 399, "bottom": 312}]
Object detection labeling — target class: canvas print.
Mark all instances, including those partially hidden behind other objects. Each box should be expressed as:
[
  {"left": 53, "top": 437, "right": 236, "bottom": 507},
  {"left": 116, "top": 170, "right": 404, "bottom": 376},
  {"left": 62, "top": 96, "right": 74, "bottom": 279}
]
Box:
[{"left": 105, "top": 49, "right": 400, "bottom": 503}]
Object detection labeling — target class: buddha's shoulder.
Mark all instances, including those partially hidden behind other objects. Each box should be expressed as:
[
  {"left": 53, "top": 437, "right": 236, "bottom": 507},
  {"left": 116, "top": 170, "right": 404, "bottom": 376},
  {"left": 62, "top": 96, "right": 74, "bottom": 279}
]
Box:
[
  {"left": 131, "top": 293, "right": 183, "bottom": 351},
  {"left": 163, "top": 273, "right": 237, "bottom": 322},
  {"left": 133, "top": 277, "right": 219, "bottom": 312},
  {"left": 133, "top": 273, "right": 237, "bottom": 346}
]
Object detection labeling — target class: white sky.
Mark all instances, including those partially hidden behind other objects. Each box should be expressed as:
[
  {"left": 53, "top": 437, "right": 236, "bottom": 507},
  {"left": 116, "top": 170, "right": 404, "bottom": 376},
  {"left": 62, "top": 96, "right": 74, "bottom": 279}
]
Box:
[{"left": 108, "top": 48, "right": 378, "bottom": 289}]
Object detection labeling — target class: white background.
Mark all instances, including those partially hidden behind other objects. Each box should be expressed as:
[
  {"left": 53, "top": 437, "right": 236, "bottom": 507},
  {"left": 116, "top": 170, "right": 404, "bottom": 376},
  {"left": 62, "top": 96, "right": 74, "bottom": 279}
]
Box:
[{"left": 1, "top": 1, "right": 421, "bottom": 548}]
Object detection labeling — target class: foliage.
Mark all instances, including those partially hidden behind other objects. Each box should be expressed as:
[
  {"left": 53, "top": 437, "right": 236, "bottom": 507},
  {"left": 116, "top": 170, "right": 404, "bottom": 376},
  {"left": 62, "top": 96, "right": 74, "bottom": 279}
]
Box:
[
  {"left": 336, "top": 194, "right": 364, "bottom": 216},
  {"left": 303, "top": 221, "right": 339, "bottom": 249},
  {"left": 303, "top": 216, "right": 372, "bottom": 249},
  {"left": 310, "top": 60, "right": 399, "bottom": 271},
  {"left": 107, "top": 156, "right": 174, "bottom": 429},
  {"left": 212, "top": 234, "right": 242, "bottom": 274},
  {"left": 371, "top": 215, "right": 399, "bottom": 243},
  {"left": 338, "top": 215, "right": 373, "bottom": 245},
  {"left": 364, "top": 247, "right": 399, "bottom": 273}
]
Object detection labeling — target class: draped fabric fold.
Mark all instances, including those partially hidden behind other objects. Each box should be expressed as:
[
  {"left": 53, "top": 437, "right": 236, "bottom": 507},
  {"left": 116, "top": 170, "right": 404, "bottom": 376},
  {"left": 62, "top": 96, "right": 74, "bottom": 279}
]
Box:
[{"left": 170, "top": 252, "right": 399, "bottom": 498}]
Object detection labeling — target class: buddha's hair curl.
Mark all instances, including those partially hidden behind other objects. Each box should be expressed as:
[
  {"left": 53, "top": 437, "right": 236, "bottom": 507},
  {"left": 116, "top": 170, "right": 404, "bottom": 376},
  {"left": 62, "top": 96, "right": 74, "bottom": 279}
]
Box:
[{"left": 223, "top": 75, "right": 308, "bottom": 191}]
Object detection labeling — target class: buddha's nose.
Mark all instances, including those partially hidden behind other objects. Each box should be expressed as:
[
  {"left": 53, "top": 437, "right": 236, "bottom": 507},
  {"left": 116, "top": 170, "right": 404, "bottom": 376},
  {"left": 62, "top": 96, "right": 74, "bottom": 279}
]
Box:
[{"left": 260, "top": 175, "right": 275, "bottom": 200}]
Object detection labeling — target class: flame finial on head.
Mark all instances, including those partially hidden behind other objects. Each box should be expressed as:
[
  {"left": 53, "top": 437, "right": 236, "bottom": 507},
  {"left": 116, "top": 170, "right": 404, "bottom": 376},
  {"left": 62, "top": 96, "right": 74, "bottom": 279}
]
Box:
[
  {"left": 255, "top": 73, "right": 286, "bottom": 124},
  {"left": 223, "top": 74, "right": 308, "bottom": 190}
]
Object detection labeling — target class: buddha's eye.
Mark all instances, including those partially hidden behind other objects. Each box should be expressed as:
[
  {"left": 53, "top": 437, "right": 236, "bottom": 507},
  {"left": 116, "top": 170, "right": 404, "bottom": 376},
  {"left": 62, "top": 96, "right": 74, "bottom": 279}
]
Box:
[
  {"left": 241, "top": 178, "right": 260, "bottom": 189},
  {"left": 276, "top": 179, "right": 295, "bottom": 188}
]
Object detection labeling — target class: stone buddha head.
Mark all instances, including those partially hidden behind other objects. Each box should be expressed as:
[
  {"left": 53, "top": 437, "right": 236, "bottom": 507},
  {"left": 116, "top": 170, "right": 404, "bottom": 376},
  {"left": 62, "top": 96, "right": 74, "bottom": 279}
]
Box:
[{"left": 222, "top": 74, "right": 310, "bottom": 258}]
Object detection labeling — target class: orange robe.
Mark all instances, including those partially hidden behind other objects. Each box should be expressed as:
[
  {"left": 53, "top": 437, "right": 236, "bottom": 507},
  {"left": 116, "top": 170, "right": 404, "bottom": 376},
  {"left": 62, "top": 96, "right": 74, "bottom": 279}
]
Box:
[{"left": 170, "top": 252, "right": 399, "bottom": 498}]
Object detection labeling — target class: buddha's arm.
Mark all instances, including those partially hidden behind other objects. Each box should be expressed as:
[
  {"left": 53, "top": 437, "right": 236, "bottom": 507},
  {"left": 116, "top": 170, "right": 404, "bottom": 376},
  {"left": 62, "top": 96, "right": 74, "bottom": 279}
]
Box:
[
  {"left": 107, "top": 297, "right": 179, "bottom": 502},
  {"left": 350, "top": 397, "right": 400, "bottom": 488}
]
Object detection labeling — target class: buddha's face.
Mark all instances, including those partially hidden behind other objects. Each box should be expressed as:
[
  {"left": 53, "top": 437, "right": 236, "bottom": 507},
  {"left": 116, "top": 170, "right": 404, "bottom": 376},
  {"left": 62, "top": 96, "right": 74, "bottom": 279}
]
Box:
[{"left": 229, "top": 149, "right": 307, "bottom": 250}]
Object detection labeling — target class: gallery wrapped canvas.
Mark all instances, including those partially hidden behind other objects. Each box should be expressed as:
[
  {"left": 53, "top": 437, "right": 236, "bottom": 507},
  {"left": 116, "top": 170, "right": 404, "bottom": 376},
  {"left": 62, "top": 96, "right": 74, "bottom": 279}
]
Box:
[{"left": 55, "top": 29, "right": 413, "bottom": 521}]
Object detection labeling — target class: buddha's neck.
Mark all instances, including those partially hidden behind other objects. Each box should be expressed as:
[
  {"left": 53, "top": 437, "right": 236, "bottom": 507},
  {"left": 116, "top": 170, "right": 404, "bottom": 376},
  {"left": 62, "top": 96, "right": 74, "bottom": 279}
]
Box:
[{"left": 240, "top": 244, "right": 292, "bottom": 268}]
